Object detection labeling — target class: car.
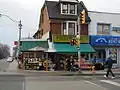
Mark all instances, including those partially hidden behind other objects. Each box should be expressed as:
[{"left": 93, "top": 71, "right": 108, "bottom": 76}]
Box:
[
  {"left": 89, "top": 58, "right": 106, "bottom": 70},
  {"left": 7, "top": 57, "right": 13, "bottom": 62}
]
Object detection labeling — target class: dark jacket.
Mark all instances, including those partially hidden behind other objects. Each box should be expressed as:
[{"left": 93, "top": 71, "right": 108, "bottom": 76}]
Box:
[{"left": 106, "top": 57, "right": 113, "bottom": 68}]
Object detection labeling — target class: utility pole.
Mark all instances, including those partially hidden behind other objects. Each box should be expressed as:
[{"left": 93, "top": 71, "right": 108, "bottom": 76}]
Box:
[
  {"left": 77, "top": 14, "right": 81, "bottom": 72},
  {"left": 77, "top": 9, "right": 86, "bottom": 72},
  {"left": 17, "top": 20, "right": 22, "bottom": 56}
]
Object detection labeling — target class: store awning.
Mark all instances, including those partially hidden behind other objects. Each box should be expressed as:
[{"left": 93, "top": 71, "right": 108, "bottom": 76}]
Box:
[
  {"left": 20, "top": 40, "right": 48, "bottom": 51},
  {"left": 54, "top": 43, "right": 95, "bottom": 53}
]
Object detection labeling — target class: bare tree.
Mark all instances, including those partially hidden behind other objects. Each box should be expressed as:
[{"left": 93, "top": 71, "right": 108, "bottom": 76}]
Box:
[{"left": 0, "top": 43, "right": 10, "bottom": 59}]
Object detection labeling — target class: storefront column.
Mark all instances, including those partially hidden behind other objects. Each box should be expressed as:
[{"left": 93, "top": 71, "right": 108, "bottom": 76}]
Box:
[
  {"left": 118, "top": 48, "right": 120, "bottom": 67},
  {"left": 105, "top": 48, "right": 109, "bottom": 59}
]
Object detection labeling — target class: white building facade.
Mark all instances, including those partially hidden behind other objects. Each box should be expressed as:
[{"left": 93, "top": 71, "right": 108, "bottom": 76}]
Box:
[{"left": 88, "top": 11, "right": 120, "bottom": 67}]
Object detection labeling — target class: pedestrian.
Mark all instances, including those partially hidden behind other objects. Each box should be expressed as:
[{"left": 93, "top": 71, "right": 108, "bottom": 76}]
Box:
[
  {"left": 104, "top": 55, "right": 115, "bottom": 78},
  {"left": 92, "top": 56, "right": 97, "bottom": 64}
]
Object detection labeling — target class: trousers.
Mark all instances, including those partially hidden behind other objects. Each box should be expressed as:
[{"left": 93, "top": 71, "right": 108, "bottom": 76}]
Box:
[{"left": 106, "top": 67, "right": 115, "bottom": 77}]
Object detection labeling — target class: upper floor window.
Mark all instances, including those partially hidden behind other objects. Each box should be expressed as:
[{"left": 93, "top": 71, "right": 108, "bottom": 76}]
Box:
[
  {"left": 70, "top": 4, "right": 75, "bottom": 14},
  {"left": 62, "top": 4, "right": 68, "bottom": 14},
  {"left": 61, "top": 21, "right": 76, "bottom": 35},
  {"left": 68, "top": 22, "right": 75, "bottom": 35},
  {"left": 61, "top": 3, "right": 77, "bottom": 15},
  {"left": 63, "top": 22, "right": 67, "bottom": 35},
  {"left": 97, "top": 23, "right": 110, "bottom": 35}
]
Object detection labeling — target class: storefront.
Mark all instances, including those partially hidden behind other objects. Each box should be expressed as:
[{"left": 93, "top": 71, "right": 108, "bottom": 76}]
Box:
[
  {"left": 49, "top": 35, "right": 96, "bottom": 70},
  {"left": 90, "top": 35, "right": 120, "bottom": 68},
  {"left": 19, "top": 40, "right": 49, "bottom": 70}
]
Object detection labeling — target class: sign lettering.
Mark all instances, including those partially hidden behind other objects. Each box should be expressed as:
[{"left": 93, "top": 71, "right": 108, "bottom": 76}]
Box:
[{"left": 52, "top": 35, "right": 89, "bottom": 43}]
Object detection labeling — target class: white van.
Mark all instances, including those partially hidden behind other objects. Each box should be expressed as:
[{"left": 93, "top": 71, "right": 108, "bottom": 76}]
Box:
[{"left": 7, "top": 57, "right": 13, "bottom": 62}]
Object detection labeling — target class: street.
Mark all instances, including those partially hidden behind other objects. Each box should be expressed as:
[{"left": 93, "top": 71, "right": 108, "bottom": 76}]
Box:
[
  {"left": 0, "top": 59, "right": 10, "bottom": 71},
  {"left": 25, "top": 75, "right": 120, "bottom": 90},
  {"left": 0, "top": 59, "right": 120, "bottom": 90},
  {"left": 0, "top": 75, "right": 120, "bottom": 90},
  {"left": 0, "top": 59, "right": 18, "bottom": 71}
]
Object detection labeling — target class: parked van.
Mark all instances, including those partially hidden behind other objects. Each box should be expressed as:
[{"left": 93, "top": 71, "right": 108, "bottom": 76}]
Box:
[{"left": 7, "top": 56, "right": 13, "bottom": 62}]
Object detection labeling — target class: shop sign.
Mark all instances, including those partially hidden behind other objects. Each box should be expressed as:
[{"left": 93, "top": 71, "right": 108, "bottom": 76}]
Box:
[
  {"left": 52, "top": 35, "right": 89, "bottom": 43},
  {"left": 90, "top": 35, "right": 120, "bottom": 46},
  {"left": 14, "top": 41, "right": 18, "bottom": 45}
]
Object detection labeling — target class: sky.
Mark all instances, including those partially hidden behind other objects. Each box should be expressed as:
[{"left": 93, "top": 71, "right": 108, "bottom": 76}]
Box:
[{"left": 0, "top": 0, "right": 120, "bottom": 53}]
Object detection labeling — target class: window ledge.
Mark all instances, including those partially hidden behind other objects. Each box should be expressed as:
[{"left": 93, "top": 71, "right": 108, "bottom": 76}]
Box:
[{"left": 61, "top": 13, "right": 77, "bottom": 15}]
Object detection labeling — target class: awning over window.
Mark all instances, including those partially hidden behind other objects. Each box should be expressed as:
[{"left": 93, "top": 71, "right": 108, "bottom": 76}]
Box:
[{"left": 54, "top": 43, "right": 95, "bottom": 53}]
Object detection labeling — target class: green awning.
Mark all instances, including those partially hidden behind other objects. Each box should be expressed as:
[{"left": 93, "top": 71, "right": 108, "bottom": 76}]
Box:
[
  {"left": 54, "top": 43, "right": 95, "bottom": 53},
  {"left": 20, "top": 41, "right": 48, "bottom": 51}
]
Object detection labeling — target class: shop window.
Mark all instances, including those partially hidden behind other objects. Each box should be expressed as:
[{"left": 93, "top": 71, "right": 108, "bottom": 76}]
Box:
[
  {"left": 97, "top": 23, "right": 110, "bottom": 35},
  {"left": 29, "top": 53, "right": 34, "bottom": 58}
]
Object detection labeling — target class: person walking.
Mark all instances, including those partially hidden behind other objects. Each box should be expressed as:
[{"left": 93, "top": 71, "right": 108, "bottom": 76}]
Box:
[{"left": 104, "top": 55, "right": 115, "bottom": 78}]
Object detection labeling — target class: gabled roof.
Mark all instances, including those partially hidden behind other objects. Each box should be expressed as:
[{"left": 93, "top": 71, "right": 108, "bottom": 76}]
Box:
[
  {"left": 44, "top": 1, "right": 90, "bottom": 22},
  {"left": 33, "top": 30, "right": 40, "bottom": 38}
]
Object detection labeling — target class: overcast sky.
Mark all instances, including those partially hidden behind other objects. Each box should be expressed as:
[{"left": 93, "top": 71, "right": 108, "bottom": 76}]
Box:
[{"left": 0, "top": 0, "right": 120, "bottom": 52}]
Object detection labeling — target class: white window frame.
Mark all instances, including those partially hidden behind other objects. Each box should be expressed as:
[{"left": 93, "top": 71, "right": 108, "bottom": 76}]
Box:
[
  {"left": 97, "top": 23, "right": 111, "bottom": 35},
  {"left": 61, "top": 3, "right": 77, "bottom": 15},
  {"left": 61, "top": 21, "right": 77, "bottom": 35}
]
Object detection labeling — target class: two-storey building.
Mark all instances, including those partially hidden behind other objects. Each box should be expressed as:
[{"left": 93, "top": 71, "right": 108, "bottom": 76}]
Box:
[{"left": 89, "top": 11, "right": 120, "bottom": 67}]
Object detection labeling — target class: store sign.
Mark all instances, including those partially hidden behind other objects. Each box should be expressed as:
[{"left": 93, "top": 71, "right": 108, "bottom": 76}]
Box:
[
  {"left": 14, "top": 41, "right": 18, "bottom": 45},
  {"left": 90, "top": 35, "right": 120, "bottom": 46},
  {"left": 52, "top": 35, "right": 89, "bottom": 43}
]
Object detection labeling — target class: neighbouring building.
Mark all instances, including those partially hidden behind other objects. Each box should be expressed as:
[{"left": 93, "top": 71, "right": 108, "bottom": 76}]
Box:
[{"left": 88, "top": 11, "right": 120, "bottom": 67}]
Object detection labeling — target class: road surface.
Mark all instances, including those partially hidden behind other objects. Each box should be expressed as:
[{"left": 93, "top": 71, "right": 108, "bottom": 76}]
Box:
[
  {"left": 0, "top": 59, "right": 120, "bottom": 90},
  {"left": 25, "top": 75, "right": 120, "bottom": 90},
  {"left": 0, "top": 75, "right": 119, "bottom": 90},
  {"left": 0, "top": 59, "right": 18, "bottom": 71}
]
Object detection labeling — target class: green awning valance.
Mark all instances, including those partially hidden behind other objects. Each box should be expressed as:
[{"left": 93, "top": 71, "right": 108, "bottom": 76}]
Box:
[
  {"left": 20, "top": 41, "right": 48, "bottom": 51},
  {"left": 54, "top": 43, "right": 95, "bottom": 53}
]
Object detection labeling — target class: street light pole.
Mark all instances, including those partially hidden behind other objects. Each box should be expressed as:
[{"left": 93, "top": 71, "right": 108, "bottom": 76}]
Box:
[
  {"left": 0, "top": 13, "right": 22, "bottom": 57},
  {"left": 18, "top": 20, "right": 22, "bottom": 56},
  {"left": 77, "top": 15, "right": 81, "bottom": 71}
]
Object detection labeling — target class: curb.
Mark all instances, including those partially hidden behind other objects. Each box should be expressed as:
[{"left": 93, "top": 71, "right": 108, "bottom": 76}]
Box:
[
  {"left": 0, "top": 70, "right": 120, "bottom": 76},
  {"left": 23, "top": 71, "right": 120, "bottom": 76}
]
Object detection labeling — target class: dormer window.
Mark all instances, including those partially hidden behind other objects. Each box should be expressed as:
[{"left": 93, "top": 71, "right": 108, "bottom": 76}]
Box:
[
  {"left": 70, "top": 4, "right": 75, "bottom": 14},
  {"left": 61, "top": 3, "right": 77, "bottom": 15},
  {"left": 62, "top": 4, "right": 68, "bottom": 14}
]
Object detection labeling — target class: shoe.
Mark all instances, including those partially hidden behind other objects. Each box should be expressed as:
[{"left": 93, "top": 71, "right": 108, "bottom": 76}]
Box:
[
  {"left": 104, "top": 75, "right": 108, "bottom": 78},
  {"left": 112, "top": 77, "right": 115, "bottom": 79}
]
